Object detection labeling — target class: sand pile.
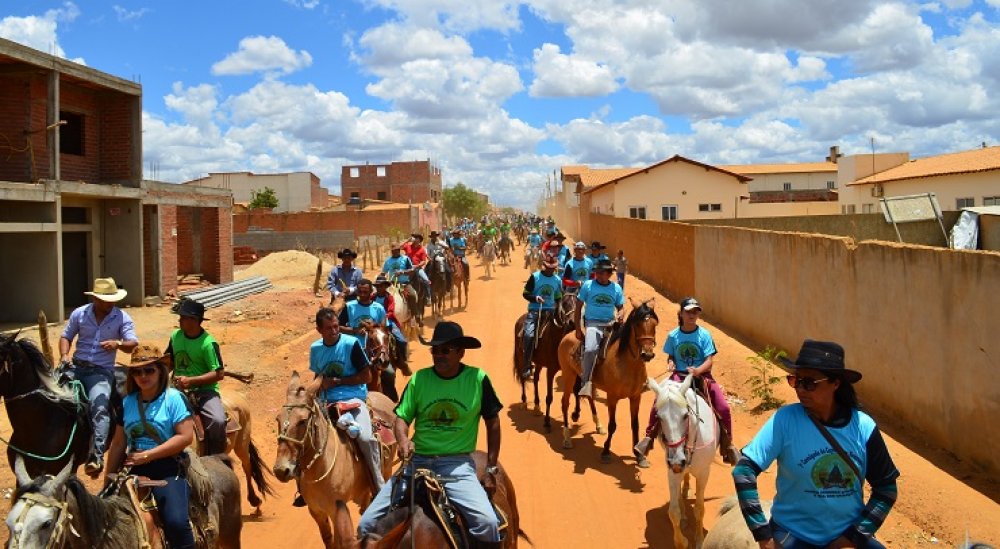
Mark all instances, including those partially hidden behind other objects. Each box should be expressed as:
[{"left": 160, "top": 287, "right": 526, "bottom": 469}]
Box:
[{"left": 236, "top": 250, "right": 331, "bottom": 284}]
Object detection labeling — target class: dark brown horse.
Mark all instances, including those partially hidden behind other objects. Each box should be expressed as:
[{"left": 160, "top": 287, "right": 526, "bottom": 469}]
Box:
[
  {"left": 333, "top": 451, "right": 527, "bottom": 548},
  {"left": 513, "top": 311, "right": 601, "bottom": 434},
  {"left": 361, "top": 322, "right": 410, "bottom": 402},
  {"left": 425, "top": 252, "right": 451, "bottom": 319},
  {"left": 0, "top": 333, "right": 91, "bottom": 478},
  {"left": 445, "top": 249, "right": 469, "bottom": 309}
]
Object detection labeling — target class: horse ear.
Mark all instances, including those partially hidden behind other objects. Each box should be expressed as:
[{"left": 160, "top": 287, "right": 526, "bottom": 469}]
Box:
[
  {"left": 680, "top": 373, "right": 695, "bottom": 392},
  {"left": 646, "top": 377, "right": 662, "bottom": 397},
  {"left": 53, "top": 458, "right": 73, "bottom": 488},
  {"left": 13, "top": 454, "right": 32, "bottom": 488},
  {"left": 628, "top": 296, "right": 638, "bottom": 309}
]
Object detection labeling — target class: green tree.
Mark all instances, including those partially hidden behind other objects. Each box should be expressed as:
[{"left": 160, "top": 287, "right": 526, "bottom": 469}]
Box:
[
  {"left": 747, "top": 346, "right": 787, "bottom": 412},
  {"left": 442, "top": 182, "right": 488, "bottom": 220},
  {"left": 249, "top": 186, "right": 279, "bottom": 210}
]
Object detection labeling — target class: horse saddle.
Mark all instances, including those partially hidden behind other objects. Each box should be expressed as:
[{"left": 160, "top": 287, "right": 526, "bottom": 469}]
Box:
[
  {"left": 572, "top": 326, "right": 617, "bottom": 364},
  {"left": 391, "top": 468, "right": 509, "bottom": 549},
  {"left": 325, "top": 401, "right": 397, "bottom": 447}
]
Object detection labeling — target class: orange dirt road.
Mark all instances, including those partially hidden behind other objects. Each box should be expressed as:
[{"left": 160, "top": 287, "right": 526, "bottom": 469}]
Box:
[{"left": 2, "top": 245, "right": 998, "bottom": 548}]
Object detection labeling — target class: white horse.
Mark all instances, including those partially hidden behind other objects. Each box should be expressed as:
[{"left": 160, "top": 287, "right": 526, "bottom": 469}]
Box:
[
  {"left": 482, "top": 240, "right": 496, "bottom": 279},
  {"left": 390, "top": 283, "right": 419, "bottom": 340},
  {"left": 647, "top": 374, "right": 719, "bottom": 549}
]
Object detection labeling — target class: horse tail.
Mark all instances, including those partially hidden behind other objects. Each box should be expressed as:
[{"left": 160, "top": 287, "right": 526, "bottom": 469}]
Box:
[{"left": 247, "top": 438, "right": 277, "bottom": 497}]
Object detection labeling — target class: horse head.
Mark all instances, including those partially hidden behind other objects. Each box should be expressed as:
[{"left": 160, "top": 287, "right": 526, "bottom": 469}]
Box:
[
  {"left": 6, "top": 456, "right": 73, "bottom": 549},
  {"left": 616, "top": 298, "right": 658, "bottom": 361},
  {"left": 273, "top": 371, "right": 322, "bottom": 482},
  {"left": 364, "top": 325, "right": 392, "bottom": 372},
  {"left": 647, "top": 375, "right": 696, "bottom": 473}
]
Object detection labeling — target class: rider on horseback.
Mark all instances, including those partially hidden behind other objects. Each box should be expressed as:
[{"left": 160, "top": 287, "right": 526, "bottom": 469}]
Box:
[
  {"left": 562, "top": 242, "right": 595, "bottom": 293},
  {"left": 526, "top": 228, "right": 543, "bottom": 249},
  {"left": 403, "top": 234, "right": 433, "bottom": 307},
  {"left": 373, "top": 274, "right": 410, "bottom": 374},
  {"left": 574, "top": 260, "right": 625, "bottom": 398},
  {"left": 541, "top": 232, "right": 570, "bottom": 266},
  {"left": 425, "top": 230, "right": 453, "bottom": 289},
  {"left": 520, "top": 257, "right": 563, "bottom": 379},
  {"left": 338, "top": 279, "right": 402, "bottom": 401},
  {"left": 448, "top": 228, "right": 470, "bottom": 279},
  {"left": 358, "top": 322, "right": 504, "bottom": 548},
  {"left": 587, "top": 241, "right": 610, "bottom": 277},
  {"left": 635, "top": 298, "right": 741, "bottom": 465},
  {"left": 327, "top": 248, "right": 363, "bottom": 304},
  {"left": 382, "top": 242, "right": 417, "bottom": 305}
]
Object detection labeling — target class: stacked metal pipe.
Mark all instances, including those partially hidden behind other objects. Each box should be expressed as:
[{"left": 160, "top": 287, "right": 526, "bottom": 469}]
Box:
[{"left": 173, "top": 276, "right": 273, "bottom": 311}]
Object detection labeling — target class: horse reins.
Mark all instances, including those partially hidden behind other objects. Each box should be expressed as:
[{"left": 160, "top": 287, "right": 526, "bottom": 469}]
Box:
[
  {"left": 10, "top": 491, "right": 79, "bottom": 549},
  {"left": 277, "top": 399, "right": 339, "bottom": 482}
]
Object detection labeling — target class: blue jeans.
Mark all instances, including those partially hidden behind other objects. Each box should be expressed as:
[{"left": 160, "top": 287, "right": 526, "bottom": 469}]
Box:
[
  {"left": 70, "top": 363, "right": 115, "bottom": 456},
  {"left": 582, "top": 320, "right": 612, "bottom": 385},
  {"left": 617, "top": 272, "right": 625, "bottom": 289},
  {"left": 134, "top": 459, "right": 195, "bottom": 549},
  {"left": 358, "top": 454, "right": 499, "bottom": 542},
  {"left": 522, "top": 309, "right": 552, "bottom": 371},
  {"left": 770, "top": 521, "right": 885, "bottom": 549},
  {"left": 388, "top": 322, "right": 408, "bottom": 361}
]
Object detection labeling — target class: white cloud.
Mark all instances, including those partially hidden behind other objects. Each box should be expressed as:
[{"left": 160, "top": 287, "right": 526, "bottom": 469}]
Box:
[
  {"left": 211, "top": 35, "right": 313, "bottom": 76},
  {"left": 356, "top": 24, "right": 472, "bottom": 70},
  {"left": 0, "top": 2, "right": 83, "bottom": 62},
  {"left": 359, "top": 0, "right": 521, "bottom": 33},
  {"left": 112, "top": 5, "right": 150, "bottom": 22},
  {"left": 283, "top": 0, "right": 321, "bottom": 8},
  {"left": 529, "top": 43, "right": 618, "bottom": 97}
]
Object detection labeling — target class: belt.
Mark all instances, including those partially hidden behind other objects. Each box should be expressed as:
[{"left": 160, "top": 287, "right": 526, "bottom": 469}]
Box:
[{"left": 72, "top": 358, "right": 110, "bottom": 370}]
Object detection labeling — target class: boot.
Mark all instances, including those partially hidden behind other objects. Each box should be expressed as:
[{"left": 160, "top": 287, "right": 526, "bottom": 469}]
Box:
[
  {"left": 634, "top": 436, "right": 653, "bottom": 456},
  {"left": 579, "top": 381, "right": 593, "bottom": 398},
  {"left": 719, "top": 428, "right": 741, "bottom": 466}
]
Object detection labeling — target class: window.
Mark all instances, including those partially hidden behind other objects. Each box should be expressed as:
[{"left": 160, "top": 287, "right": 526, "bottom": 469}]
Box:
[
  {"left": 349, "top": 167, "right": 359, "bottom": 178},
  {"left": 842, "top": 204, "right": 857, "bottom": 214},
  {"left": 698, "top": 203, "right": 722, "bottom": 212},
  {"left": 377, "top": 191, "right": 387, "bottom": 200},
  {"left": 827, "top": 180, "right": 837, "bottom": 190},
  {"left": 782, "top": 182, "right": 792, "bottom": 191},
  {"left": 59, "top": 111, "right": 84, "bottom": 155},
  {"left": 956, "top": 197, "right": 975, "bottom": 209},
  {"left": 661, "top": 205, "right": 678, "bottom": 221},
  {"left": 984, "top": 196, "right": 1000, "bottom": 206},
  {"left": 376, "top": 166, "right": 386, "bottom": 177},
  {"left": 628, "top": 206, "right": 646, "bottom": 219},
  {"left": 862, "top": 203, "right": 876, "bottom": 214},
  {"left": 350, "top": 192, "right": 360, "bottom": 199}
]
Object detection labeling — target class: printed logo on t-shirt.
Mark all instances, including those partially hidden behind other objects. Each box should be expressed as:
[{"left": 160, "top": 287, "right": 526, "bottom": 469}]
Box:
[
  {"left": 676, "top": 342, "right": 701, "bottom": 367},
  {"left": 323, "top": 361, "right": 347, "bottom": 377},
  {"left": 425, "top": 399, "right": 466, "bottom": 432},
  {"left": 593, "top": 294, "right": 614, "bottom": 305},
  {"left": 574, "top": 267, "right": 588, "bottom": 278},
  {"left": 173, "top": 350, "right": 192, "bottom": 371},
  {"left": 538, "top": 285, "right": 554, "bottom": 297},
  {"left": 810, "top": 453, "right": 858, "bottom": 492}
]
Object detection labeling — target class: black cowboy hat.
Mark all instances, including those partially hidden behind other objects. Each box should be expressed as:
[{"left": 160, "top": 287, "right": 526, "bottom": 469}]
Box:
[
  {"left": 429, "top": 230, "right": 441, "bottom": 238},
  {"left": 779, "top": 340, "right": 862, "bottom": 383},
  {"left": 418, "top": 321, "right": 482, "bottom": 349},
  {"left": 411, "top": 233, "right": 424, "bottom": 241},
  {"left": 173, "top": 299, "right": 209, "bottom": 321},
  {"left": 373, "top": 274, "right": 391, "bottom": 286},
  {"left": 590, "top": 241, "right": 606, "bottom": 249},
  {"left": 594, "top": 259, "right": 615, "bottom": 272},
  {"left": 337, "top": 248, "right": 358, "bottom": 259}
]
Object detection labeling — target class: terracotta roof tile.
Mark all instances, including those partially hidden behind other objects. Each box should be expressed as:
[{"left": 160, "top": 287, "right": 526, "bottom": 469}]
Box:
[
  {"left": 719, "top": 162, "right": 838, "bottom": 175},
  {"left": 850, "top": 146, "right": 1000, "bottom": 185},
  {"left": 562, "top": 165, "right": 643, "bottom": 188}
]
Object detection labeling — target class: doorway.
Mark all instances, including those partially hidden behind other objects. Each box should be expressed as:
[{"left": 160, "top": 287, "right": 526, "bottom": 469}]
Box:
[{"left": 62, "top": 232, "right": 90, "bottom": 310}]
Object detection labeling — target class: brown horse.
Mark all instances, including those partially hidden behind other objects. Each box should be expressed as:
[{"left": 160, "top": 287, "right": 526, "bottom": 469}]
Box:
[
  {"left": 360, "top": 322, "right": 411, "bottom": 403},
  {"left": 220, "top": 390, "right": 276, "bottom": 510},
  {"left": 0, "top": 333, "right": 91, "bottom": 478},
  {"left": 558, "top": 298, "right": 658, "bottom": 467},
  {"left": 273, "top": 372, "right": 398, "bottom": 549},
  {"left": 513, "top": 311, "right": 601, "bottom": 434},
  {"left": 332, "top": 451, "right": 527, "bottom": 548},
  {"left": 445, "top": 249, "right": 469, "bottom": 309}
]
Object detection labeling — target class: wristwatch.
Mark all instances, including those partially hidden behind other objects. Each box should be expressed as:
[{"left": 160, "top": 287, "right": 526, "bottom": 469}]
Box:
[{"left": 485, "top": 465, "right": 499, "bottom": 475}]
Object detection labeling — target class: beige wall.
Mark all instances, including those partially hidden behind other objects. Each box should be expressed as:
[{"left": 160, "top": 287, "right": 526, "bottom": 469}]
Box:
[
  {"left": 192, "top": 172, "right": 315, "bottom": 213},
  {"left": 739, "top": 201, "right": 840, "bottom": 218},
  {"left": 840, "top": 170, "right": 1000, "bottom": 213},
  {"left": 837, "top": 152, "right": 909, "bottom": 183},
  {"left": 745, "top": 171, "right": 837, "bottom": 192},
  {"left": 980, "top": 214, "right": 1000, "bottom": 250}
]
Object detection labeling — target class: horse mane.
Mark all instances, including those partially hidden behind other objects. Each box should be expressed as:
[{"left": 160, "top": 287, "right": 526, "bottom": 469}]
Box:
[
  {"left": 0, "top": 333, "right": 73, "bottom": 402},
  {"left": 610, "top": 301, "right": 658, "bottom": 356},
  {"left": 64, "top": 476, "right": 120, "bottom": 542}
]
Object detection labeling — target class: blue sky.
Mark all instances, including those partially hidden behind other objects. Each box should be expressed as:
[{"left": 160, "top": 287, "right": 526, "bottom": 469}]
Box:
[{"left": 3, "top": 1, "right": 999, "bottom": 209}]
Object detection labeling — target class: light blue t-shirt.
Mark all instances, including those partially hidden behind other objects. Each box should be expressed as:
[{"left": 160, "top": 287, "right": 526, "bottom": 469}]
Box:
[
  {"left": 122, "top": 388, "right": 191, "bottom": 451},
  {"left": 742, "top": 404, "right": 876, "bottom": 546},
  {"left": 342, "top": 300, "right": 387, "bottom": 347},
  {"left": 577, "top": 279, "right": 624, "bottom": 323},
  {"left": 382, "top": 255, "right": 414, "bottom": 284},
  {"left": 564, "top": 257, "right": 594, "bottom": 284},
  {"left": 527, "top": 234, "right": 543, "bottom": 247},
  {"left": 527, "top": 271, "right": 562, "bottom": 311},
  {"left": 309, "top": 334, "right": 369, "bottom": 402},
  {"left": 449, "top": 237, "right": 467, "bottom": 257},
  {"left": 663, "top": 325, "right": 717, "bottom": 372}
]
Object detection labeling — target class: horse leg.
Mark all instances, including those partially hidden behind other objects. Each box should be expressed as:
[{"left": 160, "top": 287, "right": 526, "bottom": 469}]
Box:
[
  {"left": 668, "top": 471, "right": 689, "bottom": 549},
  {"left": 236, "top": 434, "right": 262, "bottom": 509},
  {"left": 601, "top": 398, "right": 619, "bottom": 464},
  {"left": 631, "top": 396, "right": 650, "bottom": 468},
  {"left": 308, "top": 505, "right": 335, "bottom": 548},
  {"left": 532, "top": 363, "right": 543, "bottom": 416},
  {"left": 692, "top": 472, "right": 708, "bottom": 549},
  {"left": 560, "top": 372, "right": 575, "bottom": 449},
  {"left": 544, "top": 366, "right": 556, "bottom": 433},
  {"left": 590, "top": 394, "right": 605, "bottom": 435}
]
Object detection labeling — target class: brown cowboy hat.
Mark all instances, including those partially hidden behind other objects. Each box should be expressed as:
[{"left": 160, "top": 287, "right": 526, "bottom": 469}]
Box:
[{"left": 117, "top": 344, "right": 167, "bottom": 369}]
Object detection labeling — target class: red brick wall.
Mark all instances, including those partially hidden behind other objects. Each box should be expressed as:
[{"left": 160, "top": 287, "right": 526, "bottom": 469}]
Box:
[
  {"left": 234, "top": 207, "right": 416, "bottom": 237},
  {"left": 341, "top": 160, "right": 442, "bottom": 203},
  {"left": 98, "top": 96, "right": 135, "bottom": 184},
  {"left": 59, "top": 83, "right": 101, "bottom": 183},
  {"left": 159, "top": 205, "right": 178, "bottom": 295},
  {"left": 310, "top": 175, "right": 328, "bottom": 208},
  {"left": 176, "top": 206, "right": 195, "bottom": 275},
  {"left": 143, "top": 205, "right": 155, "bottom": 292},
  {"left": 210, "top": 208, "right": 233, "bottom": 284},
  {"left": 0, "top": 76, "right": 33, "bottom": 181}
]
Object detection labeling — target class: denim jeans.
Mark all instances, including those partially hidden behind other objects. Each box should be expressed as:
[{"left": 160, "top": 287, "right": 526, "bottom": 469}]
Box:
[
  {"left": 358, "top": 454, "right": 499, "bottom": 542},
  {"left": 70, "top": 363, "right": 115, "bottom": 456},
  {"left": 770, "top": 521, "right": 886, "bottom": 549},
  {"left": 133, "top": 459, "right": 195, "bottom": 549}
]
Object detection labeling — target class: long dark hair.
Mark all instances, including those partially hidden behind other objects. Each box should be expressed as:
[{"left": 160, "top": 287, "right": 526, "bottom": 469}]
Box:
[
  {"left": 123, "top": 361, "right": 169, "bottom": 396},
  {"left": 831, "top": 374, "right": 860, "bottom": 410}
]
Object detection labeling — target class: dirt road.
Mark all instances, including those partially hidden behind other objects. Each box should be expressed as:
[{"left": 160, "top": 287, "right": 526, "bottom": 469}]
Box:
[{"left": 3, "top": 245, "right": 998, "bottom": 547}]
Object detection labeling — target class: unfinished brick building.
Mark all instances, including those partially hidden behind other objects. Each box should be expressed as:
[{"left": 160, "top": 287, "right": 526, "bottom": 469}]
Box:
[
  {"left": 0, "top": 38, "right": 232, "bottom": 324},
  {"left": 341, "top": 160, "right": 443, "bottom": 204}
]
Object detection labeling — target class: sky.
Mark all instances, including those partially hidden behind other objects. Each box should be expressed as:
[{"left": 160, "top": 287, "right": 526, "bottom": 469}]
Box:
[{"left": 2, "top": 1, "right": 999, "bottom": 210}]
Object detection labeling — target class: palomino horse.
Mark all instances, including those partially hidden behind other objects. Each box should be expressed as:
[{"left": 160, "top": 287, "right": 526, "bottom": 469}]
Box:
[
  {"left": 0, "top": 333, "right": 91, "bottom": 478},
  {"left": 273, "top": 372, "right": 398, "bottom": 549},
  {"left": 482, "top": 240, "right": 497, "bottom": 279},
  {"left": 219, "top": 389, "right": 276, "bottom": 510},
  {"left": 513, "top": 311, "right": 601, "bottom": 434},
  {"left": 332, "top": 452, "right": 527, "bottom": 548},
  {"left": 445, "top": 249, "right": 469, "bottom": 309},
  {"left": 359, "top": 322, "right": 411, "bottom": 403},
  {"left": 647, "top": 374, "right": 719, "bottom": 549},
  {"left": 702, "top": 497, "right": 771, "bottom": 549},
  {"left": 558, "top": 298, "right": 658, "bottom": 467},
  {"left": 498, "top": 235, "right": 514, "bottom": 265},
  {"left": 6, "top": 452, "right": 243, "bottom": 549},
  {"left": 425, "top": 252, "right": 451, "bottom": 319},
  {"left": 523, "top": 246, "right": 542, "bottom": 270}
]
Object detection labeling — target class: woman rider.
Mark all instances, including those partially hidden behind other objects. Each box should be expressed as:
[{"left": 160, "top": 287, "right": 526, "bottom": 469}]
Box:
[{"left": 106, "top": 345, "right": 196, "bottom": 549}]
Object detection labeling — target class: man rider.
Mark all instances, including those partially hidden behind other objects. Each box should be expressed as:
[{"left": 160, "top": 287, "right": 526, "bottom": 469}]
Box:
[
  {"left": 338, "top": 279, "right": 404, "bottom": 401},
  {"left": 372, "top": 274, "right": 410, "bottom": 376},
  {"left": 562, "top": 242, "right": 594, "bottom": 293},
  {"left": 520, "top": 257, "right": 563, "bottom": 379},
  {"left": 541, "top": 232, "right": 570, "bottom": 267},
  {"left": 382, "top": 242, "right": 416, "bottom": 309},
  {"left": 402, "top": 234, "right": 432, "bottom": 306},
  {"left": 574, "top": 260, "right": 624, "bottom": 398},
  {"left": 587, "top": 242, "right": 610, "bottom": 277},
  {"left": 358, "top": 321, "right": 503, "bottom": 547},
  {"left": 327, "top": 248, "right": 363, "bottom": 304},
  {"left": 424, "top": 230, "right": 452, "bottom": 290},
  {"left": 526, "top": 228, "right": 543, "bottom": 249},
  {"left": 448, "top": 228, "right": 470, "bottom": 281}
]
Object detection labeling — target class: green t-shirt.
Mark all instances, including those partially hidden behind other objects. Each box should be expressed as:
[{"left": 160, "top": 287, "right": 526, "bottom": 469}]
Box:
[
  {"left": 395, "top": 365, "right": 501, "bottom": 456},
  {"left": 169, "top": 329, "right": 222, "bottom": 393}
]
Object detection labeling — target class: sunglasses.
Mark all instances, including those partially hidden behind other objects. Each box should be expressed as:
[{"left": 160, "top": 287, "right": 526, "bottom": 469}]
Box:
[
  {"left": 430, "top": 346, "right": 459, "bottom": 355},
  {"left": 130, "top": 366, "right": 159, "bottom": 377},
  {"left": 787, "top": 375, "right": 828, "bottom": 391}
]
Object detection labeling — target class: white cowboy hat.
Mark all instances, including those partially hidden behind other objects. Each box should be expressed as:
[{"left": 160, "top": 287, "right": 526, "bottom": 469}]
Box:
[{"left": 84, "top": 277, "right": 127, "bottom": 302}]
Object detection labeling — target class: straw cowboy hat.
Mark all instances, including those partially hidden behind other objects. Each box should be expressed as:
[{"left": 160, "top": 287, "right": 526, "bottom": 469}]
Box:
[
  {"left": 779, "top": 339, "right": 862, "bottom": 383},
  {"left": 117, "top": 344, "right": 167, "bottom": 369},
  {"left": 84, "top": 277, "right": 127, "bottom": 302},
  {"left": 419, "top": 321, "right": 482, "bottom": 349}
]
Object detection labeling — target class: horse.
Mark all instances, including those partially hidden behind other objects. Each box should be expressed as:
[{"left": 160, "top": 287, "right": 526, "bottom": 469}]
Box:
[
  {"left": 523, "top": 246, "right": 542, "bottom": 270},
  {"left": 218, "top": 389, "right": 276, "bottom": 511},
  {"left": 445, "top": 249, "right": 469, "bottom": 310},
  {"left": 359, "top": 322, "right": 411, "bottom": 403},
  {"left": 331, "top": 451, "right": 527, "bottom": 548},
  {"left": 482, "top": 240, "right": 497, "bottom": 279},
  {"left": 702, "top": 497, "right": 771, "bottom": 549},
  {"left": 557, "top": 298, "right": 658, "bottom": 467},
  {"left": 425, "top": 252, "right": 451, "bottom": 319},
  {"left": 389, "top": 283, "right": 419, "bottom": 340},
  {"left": 6, "top": 451, "right": 243, "bottom": 549},
  {"left": 513, "top": 311, "right": 601, "bottom": 434},
  {"left": 273, "top": 371, "right": 398, "bottom": 549},
  {"left": 498, "top": 235, "right": 514, "bottom": 265},
  {"left": 647, "top": 374, "right": 719, "bottom": 549},
  {"left": 0, "top": 332, "right": 91, "bottom": 478}
]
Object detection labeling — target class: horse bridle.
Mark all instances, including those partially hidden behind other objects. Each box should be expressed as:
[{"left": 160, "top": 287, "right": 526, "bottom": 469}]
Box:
[
  {"left": 9, "top": 490, "right": 78, "bottom": 549},
  {"left": 277, "top": 399, "right": 336, "bottom": 480},
  {"left": 364, "top": 327, "right": 392, "bottom": 371},
  {"left": 660, "top": 394, "right": 699, "bottom": 460}
]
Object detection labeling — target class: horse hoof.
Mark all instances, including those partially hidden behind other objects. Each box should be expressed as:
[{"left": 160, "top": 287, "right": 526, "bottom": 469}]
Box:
[
  {"left": 248, "top": 495, "right": 262, "bottom": 508},
  {"left": 544, "top": 423, "right": 552, "bottom": 433},
  {"left": 637, "top": 457, "right": 651, "bottom": 469},
  {"left": 571, "top": 412, "right": 580, "bottom": 422},
  {"left": 532, "top": 406, "right": 543, "bottom": 416},
  {"left": 595, "top": 425, "right": 606, "bottom": 435},
  {"left": 562, "top": 440, "right": 573, "bottom": 449},
  {"left": 600, "top": 454, "right": 612, "bottom": 464}
]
